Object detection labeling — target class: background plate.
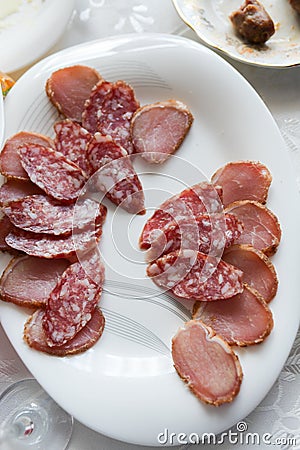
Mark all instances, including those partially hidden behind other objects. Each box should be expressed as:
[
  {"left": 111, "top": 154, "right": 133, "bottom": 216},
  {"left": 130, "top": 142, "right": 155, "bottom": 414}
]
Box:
[
  {"left": 173, "top": 0, "right": 300, "bottom": 68},
  {"left": 0, "top": 34, "right": 300, "bottom": 446}
]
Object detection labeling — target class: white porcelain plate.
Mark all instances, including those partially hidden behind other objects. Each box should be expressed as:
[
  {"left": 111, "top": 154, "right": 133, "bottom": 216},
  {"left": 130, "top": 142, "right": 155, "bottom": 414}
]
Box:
[
  {"left": 173, "top": 0, "right": 300, "bottom": 67},
  {"left": 0, "top": 34, "right": 300, "bottom": 446},
  {"left": 0, "top": 0, "right": 75, "bottom": 73}
]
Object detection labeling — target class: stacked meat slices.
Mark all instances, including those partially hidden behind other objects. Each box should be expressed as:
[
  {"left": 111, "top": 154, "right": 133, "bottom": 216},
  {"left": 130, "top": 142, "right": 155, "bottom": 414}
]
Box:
[{"left": 141, "top": 160, "right": 281, "bottom": 406}]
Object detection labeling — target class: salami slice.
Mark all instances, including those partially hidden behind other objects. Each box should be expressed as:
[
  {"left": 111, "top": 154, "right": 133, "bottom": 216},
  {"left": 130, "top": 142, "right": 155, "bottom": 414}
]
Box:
[
  {"left": 140, "top": 182, "right": 223, "bottom": 249},
  {"left": 193, "top": 284, "right": 274, "bottom": 346},
  {"left": 131, "top": 100, "right": 193, "bottom": 163},
  {"left": 0, "top": 179, "right": 44, "bottom": 207},
  {"left": 5, "top": 225, "right": 103, "bottom": 259},
  {"left": 3, "top": 195, "right": 107, "bottom": 236},
  {"left": 82, "top": 80, "right": 139, "bottom": 154},
  {"left": 223, "top": 244, "right": 278, "bottom": 302},
  {"left": 0, "top": 256, "right": 69, "bottom": 308},
  {"left": 46, "top": 65, "right": 102, "bottom": 122},
  {"left": 42, "top": 260, "right": 105, "bottom": 346},
  {"left": 147, "top": 250, "right": 244, "bottom": 301},
  {"left": 87, "top": 133, "right": 145, "bottom": 214},
  {"left": 0, "top": 131, "right": 55, "bottom": 180},
  {"left": 145, "top": 213, "right": 243, "bottom": 262},
  {"left": 54, "top": 119, "right": 92, "bottom": 173},
  {"left": 0, "top": 215, "right": 19, "bottom": 254},
  {"left": 172, "top": 320, "right": 243, "bottom": 405},
  {"left": 19, "top": 144, "right": 87, "bottom": 203},
  {"left": 24, "top": 307, "right": 105, "bottom": 356},
  {"left": 211, "top": 160, "right": 272, "bottom": 206},
  {"left": 225, "top": 200, "right": 281, "bottom": 256}
]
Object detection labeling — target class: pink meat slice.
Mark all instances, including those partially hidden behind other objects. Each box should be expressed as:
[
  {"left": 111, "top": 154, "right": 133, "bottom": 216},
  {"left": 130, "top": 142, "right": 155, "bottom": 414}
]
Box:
[
  {"left": 225, "top": 200, "right": 281, "bottom": 256},
  {"left": 211, "top": 160, "right": 272, "bottom": 206},
  {"left": 0, "top": 179, "right": 44, "bottom": 206},
  {"left": 24, "top": 307, "right": 105, "bottom": 356},
  {"left": 54, "top": 119, "right": 92, "bottom": 174},
  {"left": 147, "top": 250, "right": 244, "bottom": 301},
  {"left": 145, "top": 213, "right": 243, "bottom": 262},
  {"left": 5, "top": 225, "right": 103, "bottom": 259},
  {"left": 87, "top": 132, "right": 145, "bottom": 214},
  {"left": 193, "top": 284, "right": 273, "bottom": 346},
  {"left": 46, "top": 65, "right": 102, "bottom": 122},
  {"left": 140, "top": 182, "right": 223, "bottom": 249},
  {"left": 0, "top": 215, "right": 19, "bottom": 254},
  {"left": 3, "top": 195, "right": 107, "bottom": 236},
  {"left": 82, "top": 80, "right": 139, "bottom": 154},
  {"left": 172, "top": 320, "right": 243, "bottom": 406},
  {"left": 0, "top": 256, "right": 69, "bottom": 308},
  {"left": 0, "top": 131, "right": 55, "bottom": 180},
  {"left": 223, "top": 244, "right": 278, "bottom": 302},
  {"left": 42, "top": 259, "right": 105, "bottom": 346},
  {"left": 131, "top": 100, "right": 193, "bottom": 163},
  {"left": 19, "top": 144, "right": 87, "bottom": 203}
]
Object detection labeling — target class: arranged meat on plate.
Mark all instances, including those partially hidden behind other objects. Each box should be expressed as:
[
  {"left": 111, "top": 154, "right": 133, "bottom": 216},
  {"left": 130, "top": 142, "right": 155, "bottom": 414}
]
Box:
[
  {"left": 229, "top": 0, "right": 275, "bottom": 45},
  {"left": 46, "top": 65, "right": 102, "bottom": 122},
  {"left": 0, "top": 215, "right": 19, "bottom": 254},
  {"left": 0, "top": 179, "right": 44, "bottom": 206},
  {"left": 131, "top": 100, "right": 193, "bottom": 163},
  {"left": 172, "top": 320, "right": 243, "bottom": 406},
  {"left": 289, "top": 0, "right": 300, "bottom": 13}
]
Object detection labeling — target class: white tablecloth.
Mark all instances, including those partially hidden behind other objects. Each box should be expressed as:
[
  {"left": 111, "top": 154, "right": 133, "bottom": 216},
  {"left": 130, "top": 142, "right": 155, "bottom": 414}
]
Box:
[{"left": 1, "top": 1, "right": 300, "bottom": 448}]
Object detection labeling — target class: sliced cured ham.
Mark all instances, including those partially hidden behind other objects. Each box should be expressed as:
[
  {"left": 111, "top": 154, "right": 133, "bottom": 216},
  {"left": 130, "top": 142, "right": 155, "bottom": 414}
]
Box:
[
  {"left": 19, "top": 144, "right": 87, "bottom": 203},
  {"left": 24, "top": 307, "right": 105, "bottom": 356},
  {"left": 0, "top": 215, "right": 19, "bottom": 254},
  {"left": 0, "top": 131, "right": 55, "bottom": 180},
  {"left": 211, "top": 160, "right": 272, "bottom": 206},
  {"left": 193, "top": 284, "right": 273, "bottom": 346},
  {"left": 172, "top": 320, "right": 243, "bottom": 405},
  {"left": 131, "top": 100, "right": 193, "bottom": 163},
  {"left": 3, "top": 195, "right": 107, "bottom": 236},
  {"left": 46, "top": 65, "right": 102, "bottom": 122},
  {"left": 223, "top": 244, "right": 278, "bottom": 302},
  {"left": 0, "top": 256, "right": 69, "bottom": 308},
  {"left": 42, "top": 260, "right": 105, "bottom": 346},
  {"left": 147, "top": 250, "right": 244, "bottom": 301},
  {"left": 87, "top": 133, "right": 145, "bottom": 214},
  {"left": 82, "top": 80, "right": 139, "bottom": 154},
  {"left": 0, "top": 179, "right": 44, "bottom": 206},
  {"left": 145, "top": 213, "right": 243, "bottom": 262},
  {"left": 225, "top": 200, "right": 281, "bottom": 256},
  {"left": 5, "top": 225, "right": 103, "bottom": 259},
  {"left": 140, "top": 182, "right": 223, "bottom": 249},
  {"left": 54, "top": 119, "right": 92, "bottom": 174}
]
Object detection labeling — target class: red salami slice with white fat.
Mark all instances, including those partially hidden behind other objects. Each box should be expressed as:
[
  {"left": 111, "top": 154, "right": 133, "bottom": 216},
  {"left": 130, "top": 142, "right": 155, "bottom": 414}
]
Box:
[
  {"left": 193, "top": 284, "right": 274, "bottom": 346},
  {"left": 46, "top": 65, "right": 102, "bottom": 122},
  {"left": 5, "top": 225, "right": 103, "bottom": 259},
  {"left": 42, "top": 260, "right": 105, "bottom": 346},
  {"left": 87, "top": 133, "right": 145, "bottom": 214},
  {"left": 0, "top": 131, "right": 55, "bottom": 180},
  {"left": 3, "top": 195, "right": 107, "bottom": 236},
  {"left": 225, "top": 200, "right": 281, "bottom": 256},
  {"left": 131, "top": 100, "right": 193, "bottom": 163},
  {"left": 0, "top": 179, "right": 44, "bottom": 206},
  {"left": 145, "top": 213, "right": 243, "bottom": 262},
  {"left": 211, "top": 160, "right": 272, "bottom": 206},
  {"left": 82, "top": 80, "right": 139, "bottom": 154},
  {"left": 140, "top": 182, "right": 223, "bottom": 249},
  {"left": 0, "top": 215, "right": 19, "bottom": 254},
  {"left": 24, "top": 307, "right": 105, "bottom": 356},
  {"left": 223, "top": 244, "right": 278, "bottom": 302},
  {"left": 147, "top": 250, "right": 244, "bottom": 301},
  {"left": 54, "top": 119, "right": 92, "bottom": 174},
  {"left": 19, "top": 144, "right": 87, "bottom": 203},
  {"left": 0, "top": 256, "right": 69, "bottom": 308},
  {"left": 172, "top": 320, "right": 243, "bottom": 405}
]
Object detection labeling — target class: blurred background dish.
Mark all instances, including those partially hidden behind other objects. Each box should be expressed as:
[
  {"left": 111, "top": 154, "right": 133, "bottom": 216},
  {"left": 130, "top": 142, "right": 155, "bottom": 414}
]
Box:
[{"left": 0, "top": 0, "right": 75, "bottom": 73}]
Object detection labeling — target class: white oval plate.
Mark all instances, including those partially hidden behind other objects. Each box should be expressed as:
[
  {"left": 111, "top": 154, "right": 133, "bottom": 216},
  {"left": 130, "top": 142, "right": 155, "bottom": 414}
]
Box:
[
  {"left": 0, "top": 34, "right": 300, "bottom": 446},
  {"left": 173, "top": 0, "right": 300, "bottom": 68},
  {"left": 0, "top": 0, "right": 75, "bottom": 73}
]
